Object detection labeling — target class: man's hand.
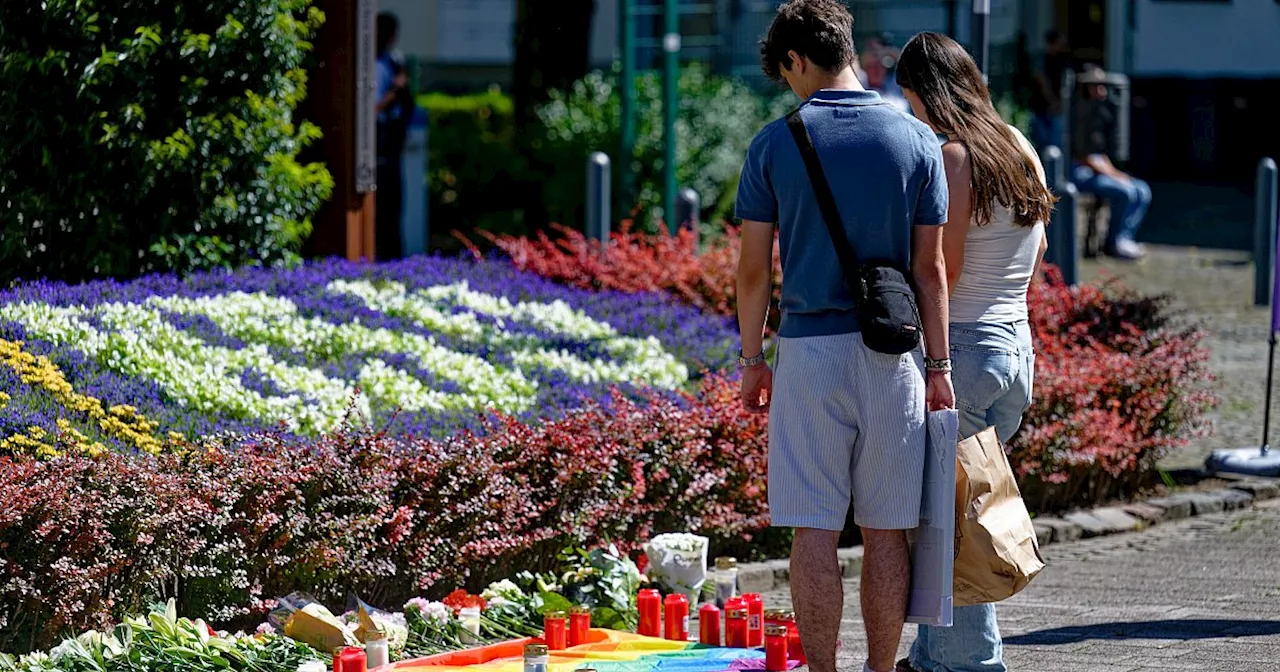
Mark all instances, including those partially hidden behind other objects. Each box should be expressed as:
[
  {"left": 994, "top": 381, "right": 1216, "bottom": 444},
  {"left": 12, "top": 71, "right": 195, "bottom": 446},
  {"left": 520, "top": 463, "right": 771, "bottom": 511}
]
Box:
[
  {"left": 925, "top": 370, "right": 955, "bottom": 411},
  {"left": 740, "top": 365, "right": 774, "bottom": 414}
]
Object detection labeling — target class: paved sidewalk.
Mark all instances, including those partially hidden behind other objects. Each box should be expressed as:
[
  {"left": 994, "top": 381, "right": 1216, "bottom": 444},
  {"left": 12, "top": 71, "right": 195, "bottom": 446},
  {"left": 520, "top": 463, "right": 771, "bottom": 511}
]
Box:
[{"left": 762, "top": 499, "right": 1280, "bottom": 672}]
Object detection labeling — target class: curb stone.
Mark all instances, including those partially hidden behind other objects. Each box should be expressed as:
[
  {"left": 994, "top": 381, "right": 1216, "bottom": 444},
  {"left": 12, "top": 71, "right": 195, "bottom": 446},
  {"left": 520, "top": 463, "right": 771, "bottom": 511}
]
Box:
[{"left": 734, "top": 478, "right": 1280, "bottom": 592}]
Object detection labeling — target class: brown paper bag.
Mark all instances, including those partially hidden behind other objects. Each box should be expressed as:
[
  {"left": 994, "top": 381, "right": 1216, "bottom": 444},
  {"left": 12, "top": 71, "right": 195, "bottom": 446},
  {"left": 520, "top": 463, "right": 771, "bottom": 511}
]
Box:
[{"left": 953, "top": 426, "right": 1046, "bottom": 606}]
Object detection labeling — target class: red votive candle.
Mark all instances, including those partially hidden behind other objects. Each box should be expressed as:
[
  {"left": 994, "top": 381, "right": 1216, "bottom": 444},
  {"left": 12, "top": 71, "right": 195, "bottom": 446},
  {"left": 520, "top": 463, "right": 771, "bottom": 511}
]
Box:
[
  {"left": 743, "top": 593, "right": 764, "bottom": 647},
  {"left": 544, "top": 610, "right": 568, "bottom": 650},
  {"left": 724, "top": 607, "right": 749, "bottom": 648},
  {"left": 698, "top": 603, "right": 721, "bottom": 646},
  {"left": 764, "top": 625, "right": 788, "bottom": 671},
  {"left": 338, "top": 647, "right": 366, "bottom": 672},
  {"left": 780, "top": 610, "right": 805, "bottom": 663},
  {"left": 663, "top": 593, "right": 689, "bottom": 641},
  {"left": 638, "top": 589, "right": 662, "bottom": 637},
  {"left": 569, "top": 606, "right": 591, "bottom": 647}
]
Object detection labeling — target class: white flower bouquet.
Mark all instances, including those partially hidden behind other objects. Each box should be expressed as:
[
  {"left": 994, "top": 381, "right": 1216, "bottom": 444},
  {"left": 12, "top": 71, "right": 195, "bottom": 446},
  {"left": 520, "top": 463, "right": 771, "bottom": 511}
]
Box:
[{"left": 642, "top": 532, "right": 709, "bottom": 603}]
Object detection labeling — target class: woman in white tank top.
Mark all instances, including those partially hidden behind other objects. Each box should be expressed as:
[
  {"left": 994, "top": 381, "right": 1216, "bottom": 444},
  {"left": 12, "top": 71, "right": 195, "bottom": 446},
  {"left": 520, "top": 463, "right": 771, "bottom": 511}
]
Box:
[{"left": 893, "top": 32, "right": 1056, "bottom": 672}]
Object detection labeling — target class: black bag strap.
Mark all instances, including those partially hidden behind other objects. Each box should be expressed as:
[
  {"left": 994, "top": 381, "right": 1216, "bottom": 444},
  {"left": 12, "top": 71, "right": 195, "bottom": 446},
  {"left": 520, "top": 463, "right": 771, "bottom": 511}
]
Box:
[{"left": 785, "top": 107, "right": 863, "bottom": 289}]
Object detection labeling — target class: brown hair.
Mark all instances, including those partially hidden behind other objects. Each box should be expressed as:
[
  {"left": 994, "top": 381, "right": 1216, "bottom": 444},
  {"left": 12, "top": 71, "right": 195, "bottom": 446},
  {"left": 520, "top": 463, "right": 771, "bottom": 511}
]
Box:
[
  {"left": 759, "top": 0, "right": 856, "bottom": 83},
  {"left": 895, "top": 32, "right": 1056, "bottom": 227}
]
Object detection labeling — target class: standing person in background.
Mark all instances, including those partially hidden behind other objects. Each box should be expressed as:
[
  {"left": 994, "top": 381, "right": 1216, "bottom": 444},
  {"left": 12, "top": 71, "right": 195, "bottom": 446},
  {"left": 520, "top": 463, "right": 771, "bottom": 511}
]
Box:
[
  {"left": 1030, "top": 29, "right": 1070, "bottom": 151},
  {"left": 375, "top": 11, "right": 413, "bottom": 261},
  {"left": 894, "top": 31, "right": 1053, "bottom": 672},
  {"left": 735, "top": 3, "right": 954, "bottom": 672}
]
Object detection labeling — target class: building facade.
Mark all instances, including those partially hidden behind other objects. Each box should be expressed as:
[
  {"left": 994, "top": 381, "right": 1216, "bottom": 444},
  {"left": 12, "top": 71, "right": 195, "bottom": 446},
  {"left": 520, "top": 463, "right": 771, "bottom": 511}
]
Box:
[{"left": 385, "top": 0, "right": 1279, "bottom": 184}]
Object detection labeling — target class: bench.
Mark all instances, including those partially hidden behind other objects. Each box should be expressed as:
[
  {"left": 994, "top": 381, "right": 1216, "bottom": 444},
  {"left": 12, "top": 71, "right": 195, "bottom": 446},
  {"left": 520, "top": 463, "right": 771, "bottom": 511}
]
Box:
[{"left": 1076, "top": 193, "right": 1109, "bottom": 258}]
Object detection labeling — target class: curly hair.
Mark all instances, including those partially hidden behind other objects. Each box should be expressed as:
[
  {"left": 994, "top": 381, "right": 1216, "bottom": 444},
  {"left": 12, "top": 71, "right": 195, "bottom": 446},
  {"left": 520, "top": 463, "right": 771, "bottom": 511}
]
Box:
[{"left": 759, "top": 0, "right": 857, "bottom": 82}]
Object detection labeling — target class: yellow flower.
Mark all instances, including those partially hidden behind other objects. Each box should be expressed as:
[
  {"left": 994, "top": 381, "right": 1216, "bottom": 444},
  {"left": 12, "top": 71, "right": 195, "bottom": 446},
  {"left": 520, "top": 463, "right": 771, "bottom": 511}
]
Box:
[
  {"left": 0, "top": 338, "right": 180, "bottom": 456},
  {"left": 0, "top": 431, "right": 62, "bottom": 459}
]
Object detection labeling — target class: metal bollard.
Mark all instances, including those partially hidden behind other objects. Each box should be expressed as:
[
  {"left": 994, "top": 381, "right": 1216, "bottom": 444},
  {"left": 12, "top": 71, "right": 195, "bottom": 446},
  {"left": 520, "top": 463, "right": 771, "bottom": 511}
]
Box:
[
  {"left": 972, "top": 0, "right": 990, "bottom": 76},
  {"left": 676, "top": 187, "right": 700, "bottom": 249},
  {"left": 1041, "top": 145, "right": 1065, "bottom": 192},
  {"left": 1055, "top": 181, "right": 1080, "bottom": 286},
  {"left": 585, "top": 152, "right": 611, "bottom": 248},
  {"left": 1041, "top": 145, "right": 1078, "bottom": 285},
  {"left": 1255, "top": 157, "right": 1279, "bottom": 307}
]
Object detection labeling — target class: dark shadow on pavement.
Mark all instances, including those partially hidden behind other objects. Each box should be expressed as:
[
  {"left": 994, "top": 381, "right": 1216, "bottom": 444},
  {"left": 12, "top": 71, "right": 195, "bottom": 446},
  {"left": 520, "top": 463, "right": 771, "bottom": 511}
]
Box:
[
  {"left": 1137, "top": 181, "right": 1255, "bottom": 251},
  {"left": 1005, "top": 619, "right": 1280, "bottom": 644}
]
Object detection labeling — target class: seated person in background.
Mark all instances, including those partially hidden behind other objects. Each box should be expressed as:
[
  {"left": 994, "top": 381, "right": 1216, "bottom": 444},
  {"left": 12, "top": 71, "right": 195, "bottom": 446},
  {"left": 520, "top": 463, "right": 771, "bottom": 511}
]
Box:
[{"left": 1071, "top": 68, "right": 1150, "bottom": 260}]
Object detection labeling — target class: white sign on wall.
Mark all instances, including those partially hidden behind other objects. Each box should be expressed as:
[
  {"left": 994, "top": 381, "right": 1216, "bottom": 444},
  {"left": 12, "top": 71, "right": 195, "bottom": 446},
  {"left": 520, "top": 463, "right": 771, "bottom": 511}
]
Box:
[
  {"left": 437, "top": 0, "right": 516, "bottom": 64},
  {"left": 355, "top": 0, "right": 377, "bottom": 193}
]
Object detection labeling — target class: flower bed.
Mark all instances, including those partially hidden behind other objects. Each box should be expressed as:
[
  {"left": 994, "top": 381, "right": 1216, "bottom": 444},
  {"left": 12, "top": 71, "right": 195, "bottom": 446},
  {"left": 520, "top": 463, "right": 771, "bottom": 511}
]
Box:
[
  {"left": 0, "top": 375, "right": 774, "bottom": 653},
  {"left": 0, "top": 256, "right": 737, "bottom": 450}
]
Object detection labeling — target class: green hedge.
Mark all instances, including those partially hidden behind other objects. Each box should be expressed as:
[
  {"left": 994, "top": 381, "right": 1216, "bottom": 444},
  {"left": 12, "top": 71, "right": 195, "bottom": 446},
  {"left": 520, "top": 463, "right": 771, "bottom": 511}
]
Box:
[
  {"left": 421, "top": 67, "right": 790, "bottom": 236},
  {"left": 0, "top": 0, "right": 333, "bottom": 284},
  {"left": 535, "top": 66, "right": 791, "bottom": 232},
  {"left": 419, "top": 89, "right": 530, "bottom": 236}
]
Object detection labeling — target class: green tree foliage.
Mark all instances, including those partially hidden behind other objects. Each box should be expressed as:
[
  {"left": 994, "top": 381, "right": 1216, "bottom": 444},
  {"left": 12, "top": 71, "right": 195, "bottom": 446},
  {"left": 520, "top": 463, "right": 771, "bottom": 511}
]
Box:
[{"left": 0, "top": 0, "right": 334, "bottom": 284}]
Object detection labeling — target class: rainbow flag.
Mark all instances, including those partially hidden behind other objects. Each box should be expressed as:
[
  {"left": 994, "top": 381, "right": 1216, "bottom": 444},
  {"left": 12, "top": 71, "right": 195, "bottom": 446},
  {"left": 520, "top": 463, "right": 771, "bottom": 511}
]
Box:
[{"left": 393, "top": 629, "right": 800, "bottom": 672}]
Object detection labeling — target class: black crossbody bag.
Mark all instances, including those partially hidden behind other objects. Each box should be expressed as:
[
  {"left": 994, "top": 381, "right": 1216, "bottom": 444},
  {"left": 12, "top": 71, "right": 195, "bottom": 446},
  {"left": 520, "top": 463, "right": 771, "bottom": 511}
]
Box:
[{"left": 785, "top": 107, "right": 923, "bottom": 356}]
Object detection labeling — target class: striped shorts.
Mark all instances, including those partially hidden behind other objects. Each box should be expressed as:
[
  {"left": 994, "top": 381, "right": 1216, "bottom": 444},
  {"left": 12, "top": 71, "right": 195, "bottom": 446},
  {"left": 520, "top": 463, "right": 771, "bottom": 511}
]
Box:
[{"left": 767, "top": 331, "right": 926, "bottom": 531}]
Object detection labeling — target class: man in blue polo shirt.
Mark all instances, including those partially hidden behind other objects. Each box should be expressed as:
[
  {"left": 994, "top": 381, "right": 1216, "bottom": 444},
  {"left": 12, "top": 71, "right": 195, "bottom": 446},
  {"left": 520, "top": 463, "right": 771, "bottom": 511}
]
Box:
[{"left": 734, "top": 3, "right": 953, "bottom": 672}]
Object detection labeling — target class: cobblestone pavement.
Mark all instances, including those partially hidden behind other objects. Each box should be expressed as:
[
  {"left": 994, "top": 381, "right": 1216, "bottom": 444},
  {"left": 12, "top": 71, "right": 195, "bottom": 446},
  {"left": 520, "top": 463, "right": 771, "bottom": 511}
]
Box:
[{"left": 761, "top": 499, "right": 1280, "bottom": 672}]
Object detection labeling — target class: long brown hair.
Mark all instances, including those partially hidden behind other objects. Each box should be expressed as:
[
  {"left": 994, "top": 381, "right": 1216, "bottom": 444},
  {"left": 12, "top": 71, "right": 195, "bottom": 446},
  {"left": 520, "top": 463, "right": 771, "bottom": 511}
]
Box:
[{"left": 896, "top": 32, "right": 1056, "bottom": 227}]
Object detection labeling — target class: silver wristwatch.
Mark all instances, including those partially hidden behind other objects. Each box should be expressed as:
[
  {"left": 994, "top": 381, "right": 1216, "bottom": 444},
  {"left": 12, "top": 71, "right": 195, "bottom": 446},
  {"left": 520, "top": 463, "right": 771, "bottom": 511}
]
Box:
[{"left": 738, "top": 349, "right": 767, "bottom": 368}]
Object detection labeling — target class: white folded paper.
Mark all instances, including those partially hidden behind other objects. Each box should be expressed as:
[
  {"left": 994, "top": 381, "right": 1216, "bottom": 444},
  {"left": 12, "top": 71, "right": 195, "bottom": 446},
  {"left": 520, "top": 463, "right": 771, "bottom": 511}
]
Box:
[{"left": 906, "top": 408, "right": 958, "bottom": 627}]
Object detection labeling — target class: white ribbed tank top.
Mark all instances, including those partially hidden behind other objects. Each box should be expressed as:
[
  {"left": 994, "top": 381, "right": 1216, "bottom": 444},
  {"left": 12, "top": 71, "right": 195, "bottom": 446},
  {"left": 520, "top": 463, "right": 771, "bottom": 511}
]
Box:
[{"left": 948, "top": 126, "right": 1046, "bottom": 324}]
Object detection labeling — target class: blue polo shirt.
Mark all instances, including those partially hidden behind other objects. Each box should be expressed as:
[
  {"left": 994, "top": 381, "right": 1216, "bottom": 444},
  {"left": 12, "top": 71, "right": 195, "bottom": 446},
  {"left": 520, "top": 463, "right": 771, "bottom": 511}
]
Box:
[{"left": 735, "top": 89, "right": 948, "bottom": 338}]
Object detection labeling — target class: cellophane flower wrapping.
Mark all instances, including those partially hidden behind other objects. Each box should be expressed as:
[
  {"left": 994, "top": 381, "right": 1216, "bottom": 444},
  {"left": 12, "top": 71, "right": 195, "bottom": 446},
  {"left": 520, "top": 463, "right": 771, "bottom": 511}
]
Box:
[{"left": 642, "top": 533, "right": 708, "bottom": 603}]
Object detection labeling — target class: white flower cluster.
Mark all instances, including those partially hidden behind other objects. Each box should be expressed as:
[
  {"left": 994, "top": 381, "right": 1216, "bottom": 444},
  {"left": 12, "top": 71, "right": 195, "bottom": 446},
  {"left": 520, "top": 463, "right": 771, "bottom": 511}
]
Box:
[
  {"left": 149, "top": 292, "right": 536, "bottom": 413},
  {"left": 0, "top": 300, "right": 362, "bottom": 434},
  {"left": 646, "top": 532, "right": 709, "bottom": 554},
  {"left": 329, "top": 279, "right": 689, "bottom": 388},
  {"left": 480, "top": 578, "right": 525, "bottom": 602}
]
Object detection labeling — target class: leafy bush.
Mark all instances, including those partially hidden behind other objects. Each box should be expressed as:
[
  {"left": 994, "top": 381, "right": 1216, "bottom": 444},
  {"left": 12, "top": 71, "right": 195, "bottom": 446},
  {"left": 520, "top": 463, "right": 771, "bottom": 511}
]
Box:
[
  {"left": 0, "top": 455, "right": 211, "bottom": 652},
  {"left": 421, "top": 67, "right": 789, "bottom": 236},
  {"left": 419, "top": 90, "right": 529, "bottom": 236},
  {"left": 535, "top": 66, "right": 791, "bottom": 231},
  {"left": 0, "top": 601, "right": 318, "bottom": 672},
  {"left": 0, "top": 374, "right": 775, "bottom": 652},
  {"left": 0, "top": 0, "right": 333, "bottom": 284},
  {"left": 1011, "top": 268, "right": 1217, "bottom": 509},
  {"left": 481, "top": 229, "right": 1218, "bottom": 511}
]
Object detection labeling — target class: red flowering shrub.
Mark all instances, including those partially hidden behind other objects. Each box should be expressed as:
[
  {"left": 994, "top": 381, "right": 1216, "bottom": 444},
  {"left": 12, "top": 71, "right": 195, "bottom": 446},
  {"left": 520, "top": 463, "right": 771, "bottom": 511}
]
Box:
[
  {"left": 0, "top": 454, "right": 211, "bottom": 651},
  {"left": 1010, "top": 267, "right": 1216, "bottom": 510},
  {"left": 0, "top": 374, "right": 772, "bottom": 652},
  {"left": 168, "top": 429, "right": 529, "bottom": 624},
  {"left": 474, "top": 223, "right": 784, "bottom": 333}
]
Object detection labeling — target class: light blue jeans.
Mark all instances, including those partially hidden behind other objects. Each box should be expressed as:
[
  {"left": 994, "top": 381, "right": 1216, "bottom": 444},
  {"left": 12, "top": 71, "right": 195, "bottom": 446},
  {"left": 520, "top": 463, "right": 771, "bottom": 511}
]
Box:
[
  {"left": 908, "top": 320, "right": 1035, "bottom": 672},
  {"left": 1072, "top": 164, "right": 1152, "bottom": 249}
]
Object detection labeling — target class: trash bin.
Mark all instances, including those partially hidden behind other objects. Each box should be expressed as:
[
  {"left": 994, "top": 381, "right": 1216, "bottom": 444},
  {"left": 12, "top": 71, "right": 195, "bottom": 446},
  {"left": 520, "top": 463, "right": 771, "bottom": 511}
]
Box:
[
  {"left": 1067, "top": 67, "right": 1130, "bottom": 163},
  {"left": 400, "top": 105, "right": 428, "bottom": 257}
]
